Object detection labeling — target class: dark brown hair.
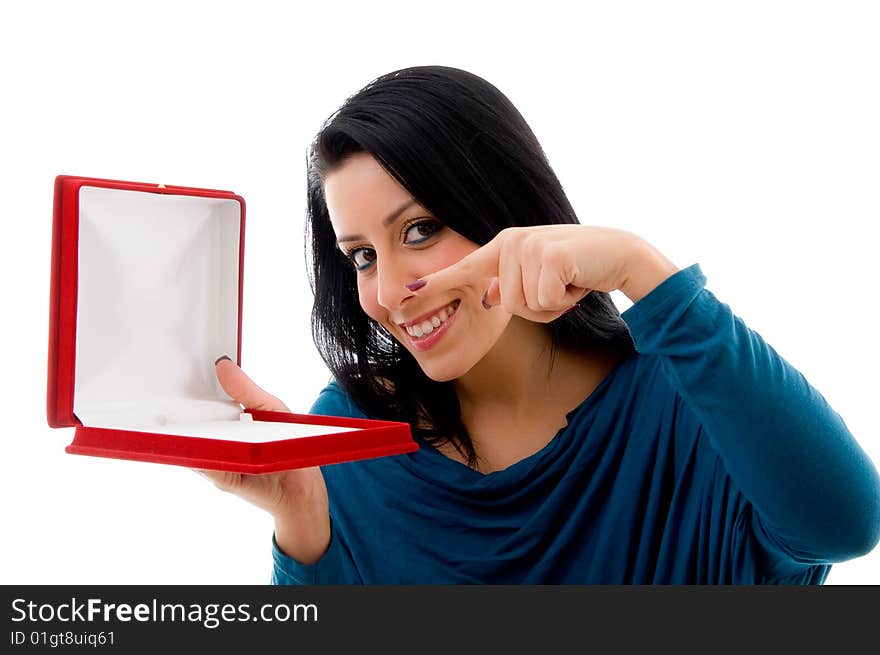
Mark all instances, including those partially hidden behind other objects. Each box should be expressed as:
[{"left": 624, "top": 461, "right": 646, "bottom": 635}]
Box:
[{"left": 306, "top": 66, "right": 635, "bottom": 469}]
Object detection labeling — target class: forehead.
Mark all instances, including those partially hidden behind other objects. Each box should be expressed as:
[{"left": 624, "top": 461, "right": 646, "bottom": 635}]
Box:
[{"left": 324, "top": 152, "right": 413, "bottom": 233}]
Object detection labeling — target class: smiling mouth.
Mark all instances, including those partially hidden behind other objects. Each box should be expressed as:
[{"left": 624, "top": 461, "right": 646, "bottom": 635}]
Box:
[{"left": 400, "top": 300, "right": 461, "bottom": 339}]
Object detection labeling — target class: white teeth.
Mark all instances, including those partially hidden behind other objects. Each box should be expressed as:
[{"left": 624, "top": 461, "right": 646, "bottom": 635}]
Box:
[{"left": 404, "top": 301, "right": 459, "bottom": 338}]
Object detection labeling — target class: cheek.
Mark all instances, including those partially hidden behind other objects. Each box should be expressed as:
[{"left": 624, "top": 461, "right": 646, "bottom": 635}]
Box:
[
  {"left": 436, "top": 240, "right": 479, "bottom": 270},
  {"left": 353, "top": 237, "right": 479, "bottom": 327},
  {"left": 422, "top": 248, "right": 469, "bottom": 272},
  {"left": 356, "top": 278, "right": 384, "bottom": 323},
  {"left": 410, "top": 231, "right": 479, "bottom": 276}
]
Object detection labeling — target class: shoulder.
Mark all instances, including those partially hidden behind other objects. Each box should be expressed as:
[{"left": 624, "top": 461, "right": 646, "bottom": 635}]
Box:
[{"left": 309, "top": 379, "right": 370, "bottom": 419}]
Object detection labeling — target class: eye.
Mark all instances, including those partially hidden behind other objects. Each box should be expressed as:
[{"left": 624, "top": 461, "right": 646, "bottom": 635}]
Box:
[
  {"left": 346, "top": 247, "right": 376, "bottom": 271},
  {"left": 403, "top": 219, "right": 443, "bottom": 245}
]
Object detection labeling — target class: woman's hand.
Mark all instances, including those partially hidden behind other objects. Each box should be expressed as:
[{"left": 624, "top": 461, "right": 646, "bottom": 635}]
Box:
[
  {"left": 407, "top": 225, "right": 679, "bottom": 321},
  {"left": 194, "top": 358, "right": 330, "bottom": 564}
]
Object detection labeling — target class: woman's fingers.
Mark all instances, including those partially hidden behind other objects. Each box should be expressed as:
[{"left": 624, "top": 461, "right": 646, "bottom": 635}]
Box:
[
  {"left": 192, "top": 468, "right": 286, "bottom": 516},
  {"left": 483, "top": 277, "right": 501, "bottom": 308},
  {"left": 409, "top": 226, "right": 596, "bottom": 322},
  {"left": 521, "top": 260, "right": 542, "bottom": 310},
  {"left": 215, "top": 358, "right": 290, "bottom": 412},
  {"left": 536, "top": 258, "right": 579, "bottom": 309},
  {"left": 194, "top": 468, "right": 237, "bottom": 489},
  {"left": 409, "top": 231, "right": 504, "bottom": 293},
  {"left": 498, "top": 240, "right": 525, "bottom": 314}
]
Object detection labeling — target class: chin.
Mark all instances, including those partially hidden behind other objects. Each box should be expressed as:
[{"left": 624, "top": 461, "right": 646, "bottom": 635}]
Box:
[
  {"left": 420, "top": 366, "right": 462, "bottom": 383},
  {"left": 410, "top": 353, "right": 475, "bottom": 383}
]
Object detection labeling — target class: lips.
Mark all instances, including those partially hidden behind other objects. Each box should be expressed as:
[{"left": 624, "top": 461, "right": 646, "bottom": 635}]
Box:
[
  {"left": 397, "top": 299, "right": 461, "bottom": 351},
  {"left": 398, "top": 300, "right": 460, "bottom": 330}
]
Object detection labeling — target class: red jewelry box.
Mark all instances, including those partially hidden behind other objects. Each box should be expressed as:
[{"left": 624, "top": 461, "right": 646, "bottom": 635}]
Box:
[{"left": 47, "top": 175, "right": 418, "bottom": 473}]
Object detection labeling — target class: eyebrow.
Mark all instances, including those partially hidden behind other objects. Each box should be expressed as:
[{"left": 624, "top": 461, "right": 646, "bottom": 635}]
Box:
[{"left": 335, "top": 198, "right": 419, "bottom": 247}]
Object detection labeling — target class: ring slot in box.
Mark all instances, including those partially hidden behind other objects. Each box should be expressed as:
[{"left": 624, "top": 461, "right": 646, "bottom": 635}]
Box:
[{"left": 47, "top": 175, "right": 418, "bottom": 473}]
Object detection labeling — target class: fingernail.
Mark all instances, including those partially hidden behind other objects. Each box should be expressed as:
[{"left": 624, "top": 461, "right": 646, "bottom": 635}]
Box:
[
  {"left": 405, "top": 279, "right": 427, "bottom": 291},
  {"left": 481, "top": 291, "right": 492, "bottom": 310},
  {"left": 215, "top": 355, "right": 231, "bottom": 365}
]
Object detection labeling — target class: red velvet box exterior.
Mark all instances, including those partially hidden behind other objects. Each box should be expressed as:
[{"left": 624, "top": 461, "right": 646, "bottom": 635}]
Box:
[{"left": 47, "top": 175, "right": 417, "bottom": 473}]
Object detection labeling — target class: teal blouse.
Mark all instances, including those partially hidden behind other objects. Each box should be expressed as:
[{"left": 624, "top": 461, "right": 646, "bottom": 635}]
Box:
[{"left": 271, "top": 264, "right": 880, "bottom": 584}]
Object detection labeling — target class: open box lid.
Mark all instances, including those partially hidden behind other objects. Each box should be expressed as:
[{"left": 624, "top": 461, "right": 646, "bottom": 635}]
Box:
[
  {"left": 48, "top": 175, "right": 246, "bottom": 428},
  {"left": 46, "top": 175, "right": 417, "bottom": 473}
]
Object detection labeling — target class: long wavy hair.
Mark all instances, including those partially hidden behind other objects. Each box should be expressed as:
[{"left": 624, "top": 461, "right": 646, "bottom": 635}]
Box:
[{"left": 306, "top": 66, "right": 635, "bottom": 469}]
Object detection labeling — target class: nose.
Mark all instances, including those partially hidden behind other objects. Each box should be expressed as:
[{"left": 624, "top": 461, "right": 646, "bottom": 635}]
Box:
[{"left": 375, "top": 253, "right": 415, "bottom": 311}]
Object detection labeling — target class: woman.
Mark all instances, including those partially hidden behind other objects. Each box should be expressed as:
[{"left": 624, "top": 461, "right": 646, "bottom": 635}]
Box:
[{"left": 199, "top": 66, "right": 880, "bottom": 584}]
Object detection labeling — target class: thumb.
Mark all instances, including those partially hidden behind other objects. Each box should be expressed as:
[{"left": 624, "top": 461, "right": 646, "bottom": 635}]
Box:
[
  {"left": 483, "top": 277, "right": 501, "bottom": 308},
  {"left": 214, "top": 356, "right": 289, "bottom": 412}
]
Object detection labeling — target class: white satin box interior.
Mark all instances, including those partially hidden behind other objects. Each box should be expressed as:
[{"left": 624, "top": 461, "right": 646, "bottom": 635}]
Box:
[{"left": 47, "top": 175, "right": 416, "bottom": 473}]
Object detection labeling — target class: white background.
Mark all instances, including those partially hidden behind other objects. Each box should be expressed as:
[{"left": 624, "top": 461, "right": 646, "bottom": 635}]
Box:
[{"left": 1, "top": 0, "right": 877, "bottom": 584}]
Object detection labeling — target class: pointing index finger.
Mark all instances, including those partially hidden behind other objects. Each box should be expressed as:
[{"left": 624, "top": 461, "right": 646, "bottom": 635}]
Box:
[{"left": 407, "top": 233, "right": 503, "bottom": 294}]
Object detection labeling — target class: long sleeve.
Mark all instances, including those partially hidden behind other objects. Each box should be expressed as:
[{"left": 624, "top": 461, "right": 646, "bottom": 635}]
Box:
[
  {"left": 620, "top": 263, "right": 880, "bottom": 564},
  {"left": 269, "top": 382, "right": 365, "bottom": 585}
]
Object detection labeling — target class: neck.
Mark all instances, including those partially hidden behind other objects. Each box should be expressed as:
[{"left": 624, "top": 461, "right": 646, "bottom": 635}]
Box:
[
  {"left": 453, "top": 316, "right": 559, "bottom": 416},
  {"left": 447, "top": 315, "right": 627, "bottom": 473}
]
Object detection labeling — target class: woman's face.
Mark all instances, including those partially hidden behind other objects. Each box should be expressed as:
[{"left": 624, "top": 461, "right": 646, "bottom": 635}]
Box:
[{"left": 324, "top": 152, "right": 513, "bottom": 382}]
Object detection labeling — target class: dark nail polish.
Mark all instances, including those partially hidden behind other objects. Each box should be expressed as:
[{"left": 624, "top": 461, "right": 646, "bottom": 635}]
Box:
[
  {"left": 405, "top": 279, "right": 427, "bottom": 291},
  {"left": 215, "top": 355, "right": 232, "bottom": 365}
]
